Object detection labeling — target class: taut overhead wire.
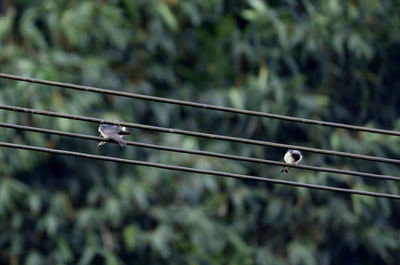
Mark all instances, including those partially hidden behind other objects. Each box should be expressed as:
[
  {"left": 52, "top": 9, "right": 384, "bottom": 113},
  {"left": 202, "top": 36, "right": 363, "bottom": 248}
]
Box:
[
  {"left": 0, "top": 141, "right": 399, "bottom": 200},
  {"left": 1, "top": 104, "right": 399, "bottom": 165},
  {"left": 1, "top": 122, "right": 399, "bottom": 181},
  {"left": 0, "top": 73, "right": 399, "bottom": 136}
]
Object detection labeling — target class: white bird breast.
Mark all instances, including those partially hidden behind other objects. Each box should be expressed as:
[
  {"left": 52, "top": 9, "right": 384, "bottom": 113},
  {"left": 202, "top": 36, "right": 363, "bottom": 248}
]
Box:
[{"left": 284, "top": 152, "right": 296, "bottom": 164}]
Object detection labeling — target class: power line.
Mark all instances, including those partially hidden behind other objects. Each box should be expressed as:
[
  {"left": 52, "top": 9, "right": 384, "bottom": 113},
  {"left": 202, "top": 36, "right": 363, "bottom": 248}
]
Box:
[
  {"left": 1, "top": 122, "right": 399, "bottom": 182},
  {"left": 0, "top": 72, "right": 399, "bottom": 137},
  {"left": 0, "top": 141, "right": 398, "bottom": 200},
  {"left": 1, "top": 104, "right": 399, "bottom": 165}
]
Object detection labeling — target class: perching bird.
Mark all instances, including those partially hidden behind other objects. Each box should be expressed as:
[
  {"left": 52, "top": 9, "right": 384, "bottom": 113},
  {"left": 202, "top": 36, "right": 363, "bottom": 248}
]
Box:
[
  {"left": 97, "top": 123, "right": 130, "bottom": 148},
  {"left": 280, "top": 149, "right": 302, "bottom": 173}
]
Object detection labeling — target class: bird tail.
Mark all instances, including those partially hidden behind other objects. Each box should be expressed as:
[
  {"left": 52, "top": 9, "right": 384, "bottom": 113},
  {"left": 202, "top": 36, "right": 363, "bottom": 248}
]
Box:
[
  {"left": 116, "top": 138, "right": 127, "bottom": 147},
  {"left": 280, "top": 166, "right": 289, "bottom": 173},
  {"left": 96, "top": 139, "right": 126, "bottom": 148},
  {"left": 109, "top": 135, "right": 127, "bottom": 147},
  {"left": 97, "top": 141, "right": 107, "bottom": 148},
  {"left": 119, "top": 131, "right": 130, "bottom": 135}
]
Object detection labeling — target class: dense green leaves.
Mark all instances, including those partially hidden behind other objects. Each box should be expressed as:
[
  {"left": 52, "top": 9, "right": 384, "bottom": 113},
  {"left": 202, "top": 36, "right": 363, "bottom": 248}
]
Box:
[{"left": 0, "top": 0, "right": 400, "bottom": 264}]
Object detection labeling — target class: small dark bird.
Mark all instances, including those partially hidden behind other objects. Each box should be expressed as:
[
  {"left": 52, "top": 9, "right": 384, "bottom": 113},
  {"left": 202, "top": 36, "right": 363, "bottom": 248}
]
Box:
[
  {"left": 97, "top": 123, "right": 130, "bottom": 148},
  {"left": 280, "top": 149, "right": 302, "bottom": 173}
]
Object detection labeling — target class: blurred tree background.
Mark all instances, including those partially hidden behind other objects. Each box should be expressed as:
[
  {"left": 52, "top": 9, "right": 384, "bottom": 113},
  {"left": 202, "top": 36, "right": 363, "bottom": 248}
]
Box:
[{"left": 0, "top": 0, "right": 400, "bottom": 264}]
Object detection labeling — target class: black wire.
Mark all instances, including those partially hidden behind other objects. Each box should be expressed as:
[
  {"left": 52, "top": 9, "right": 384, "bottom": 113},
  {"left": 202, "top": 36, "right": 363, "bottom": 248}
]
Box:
[
  {"left": 1, "top": 73, "right": 399, "bottom": 136},
  {"left": 1, "top": 104, "right": 399, "bottom": 165},
  {"left": 1, "top": 122, "right": 399, "bottom": 182},
  {"left": 0, "top": 141, "right": 398, "bottom": 200}
]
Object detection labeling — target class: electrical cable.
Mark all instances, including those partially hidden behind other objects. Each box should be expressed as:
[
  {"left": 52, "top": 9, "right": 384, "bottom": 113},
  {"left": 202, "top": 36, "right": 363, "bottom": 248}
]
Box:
[
  {"left": 0, "top": 73, "right": 399, "bottom": 136},
  {"left": 0, "top": 141, "right": 398, "bottom": 200},
  {"left": 1, "top": 122, "right": 399, "bottom": 182},
  {"left": 1, "top": 104, "right": 399, "bottom": 165}
]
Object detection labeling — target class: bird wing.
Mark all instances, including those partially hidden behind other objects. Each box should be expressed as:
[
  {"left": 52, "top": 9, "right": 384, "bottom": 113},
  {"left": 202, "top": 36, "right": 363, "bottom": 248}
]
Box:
[
  {"left": 99, "top": 125, "right": 121, "bottom": 140},
  {"left": 100, "top": 125, "right": 120, "bottom": 134},
  {"left": 295, "top": 155, "right": 302, "bottom": 164},
  {"left": 108, "top": 134, "right": 127, "bottom": 147}
]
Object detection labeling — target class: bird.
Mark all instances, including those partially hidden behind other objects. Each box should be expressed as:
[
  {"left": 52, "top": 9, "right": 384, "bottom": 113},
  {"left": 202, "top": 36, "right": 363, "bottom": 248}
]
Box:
[
  {"left": 280, "top": 149, "right": 302, "bottom": 173},
  {"left": 97, "top": 123, "right": 130, "bottom": 148}
]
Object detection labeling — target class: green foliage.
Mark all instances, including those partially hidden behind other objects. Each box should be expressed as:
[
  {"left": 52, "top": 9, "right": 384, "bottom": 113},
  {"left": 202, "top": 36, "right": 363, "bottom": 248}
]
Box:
[{"left": 0, "top": 0, "right": 400, "bottom": 264}]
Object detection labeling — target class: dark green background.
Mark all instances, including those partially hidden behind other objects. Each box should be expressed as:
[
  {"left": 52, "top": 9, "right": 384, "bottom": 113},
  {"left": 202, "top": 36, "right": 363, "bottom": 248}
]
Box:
[{"left": 0, "top": 0, "right": 399, "bottom": 264}]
